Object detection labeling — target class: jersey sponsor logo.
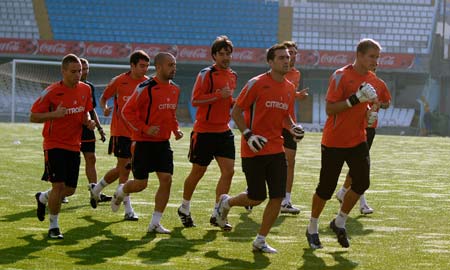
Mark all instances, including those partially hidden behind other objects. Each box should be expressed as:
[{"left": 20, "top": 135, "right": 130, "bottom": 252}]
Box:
[
  {"left": 66, "top": 106, "right": 86, "bottom": 115},
  {"left": 158, "top": 103, "right": 177, "bottom": 110},
  {"left": 265, "top": 100, "right": 288, "bottom": 110}
]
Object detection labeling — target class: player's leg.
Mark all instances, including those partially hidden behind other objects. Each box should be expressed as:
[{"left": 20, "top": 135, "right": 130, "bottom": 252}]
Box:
[
  {"left": 331, "top": 143, "right": 370, "bottom": 248},
  {"left": 148, "top": 172, "right": 172, "bottom": 234},
  {"left": 178, "top": 132, "right": 211, "bottom": 227},
  {"left": 306, "top": 146, "right": 345, "bottom": 249},
  {"left": 92, "top": 136, "right": 120, "bottom": 198},
  {"left": 359, "top": 128, "right": 376, "bottom": 214}
]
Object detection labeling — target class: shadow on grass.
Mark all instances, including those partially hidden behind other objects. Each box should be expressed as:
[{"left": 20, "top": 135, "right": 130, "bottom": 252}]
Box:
[
  {"left": 0, "top": 234, "right": 51, "bottom": 265},
  {"left": 299, "top": 248, "right": 358, "bottom": 270},
  {"left": 0, "top": 205, "right": 85, "bottom": 222},
  {"left": 64, "top": 215, "right": 155, "bottom": 265},
  {"left": 138, "top": 226, "right": 219, "bottom": 265},
  {"left": 321, "top": 215, "right": 374, "bottom": 240},
  {"left": 205, "top": 250, "right": 271, "bottom": 270}
]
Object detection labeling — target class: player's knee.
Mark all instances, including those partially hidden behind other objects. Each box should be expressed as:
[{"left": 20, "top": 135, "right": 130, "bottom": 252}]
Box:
[
  {"left": 352, "top": 180, "right": 370, "bottom": 195},
  {"left": 316, "top": 187, "right": 334, "bottom": 201},
  {"left": 85, "top": 154, "right": 96, "bottom": 165}
]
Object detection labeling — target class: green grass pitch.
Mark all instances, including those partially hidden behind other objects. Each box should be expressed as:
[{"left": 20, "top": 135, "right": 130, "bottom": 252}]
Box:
[{"left": 0, "top": 123, "right": 449, "bottom": 270}]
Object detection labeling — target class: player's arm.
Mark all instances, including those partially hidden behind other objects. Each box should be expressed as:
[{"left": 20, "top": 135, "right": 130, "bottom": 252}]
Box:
[
  {"left": 30, "top": 103, "right": 66, "bottom": 123},
  {"left": 100, "top": 77, "right": 118, "bottom": 116},
  {"left": 89, "top": 109, "right": 106, "bottom": 141},
  {"left": 191, "top": 72, "right": 231, "bottom": 107}
]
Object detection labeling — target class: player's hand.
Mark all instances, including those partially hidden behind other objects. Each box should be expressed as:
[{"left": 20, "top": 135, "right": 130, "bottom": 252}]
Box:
[
  {"left": 53, "top": 103, "right": 66, "bottom": 118},
  {"left": 243, "top": 129, "right": 267, "bottom": 153},
  {"left": 98, "top": 127, "right": 106, "bottom": 142},
  {"left": 295, "top": 88, "right": 309, "bottom": 100},
  {"left": 145, "top": 126, "right": 160, "bottom": 136},
  {"left": 216, "top": 84, "right": 233, "bottom": 99},
  {"left": 367, "top": 111, "right": 378, "bottom": 127},
  {"left": 103, "top": 106, "right": 112, "bottom": 117},
  {"left": 290, "top": 124, "right": 305, "bottom": 142},
  {"left": 347, "top": 82, "right": 378, "bottom": 107},
  {"left": 173, "top": 129, "right": 183, "bottom": 140},
  {"left": 85, "top": 120, "right": 96, "bottom": 130}
]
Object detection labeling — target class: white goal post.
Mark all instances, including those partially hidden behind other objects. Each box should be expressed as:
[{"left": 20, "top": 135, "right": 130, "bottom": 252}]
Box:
[{"left": 0, "top": 59, "right": 155, "bottom": 123}]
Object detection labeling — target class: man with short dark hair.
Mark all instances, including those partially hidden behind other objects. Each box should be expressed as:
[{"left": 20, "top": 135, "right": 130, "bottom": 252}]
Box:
[
  {"left": 215, "top": 44, "right": 303, "bottom": 253},
  {"left": 91, "top": 50, "right": 150, "bottom": 221},
  {"left": 32, "top": 54, "right": 95, "bottom": 239},
  {"left": 177, "top": 36, "right": 237, "bottom": 229}
]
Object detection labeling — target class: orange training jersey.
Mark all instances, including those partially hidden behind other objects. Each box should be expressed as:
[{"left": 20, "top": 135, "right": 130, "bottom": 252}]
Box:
[
  {"left": 285, "top": 67, "right": 301, "bottom": 121},
  {"left": 122, "top": 77, "right": 180, "bottom": 142},
  {"left": 322, "top": 64, "right": 378, "bottom": 148},
  {"left": 102, "top": 71, "right": 148, "bottom": 137},
  {"left": 369, "top": 75, "right": 391, "bottom": 128},
  {"left": 236, "top": 72, "right": 295, "bottom": 158},
  {"left": 31, "top": 81, "right": 93, "bottom": 152},
  {"left": 191, "top": 64, "right": 237, "bottom": 133}
]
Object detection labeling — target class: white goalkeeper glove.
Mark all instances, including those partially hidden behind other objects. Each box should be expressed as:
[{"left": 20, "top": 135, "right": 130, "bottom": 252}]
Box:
[
  {"left": 243, "top": 129, "right": 267, "bottom": 153},
  {"left": 346, "top": 82, "right": 378, "bottom": 107},
  {"left": 367, "top": 111, "right": 378, "bottom": 127},
  {"left": 290, "top": 124, "right": 305, "bottom": 142}
]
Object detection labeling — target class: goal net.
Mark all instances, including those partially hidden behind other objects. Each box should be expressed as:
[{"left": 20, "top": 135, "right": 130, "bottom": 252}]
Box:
[{"left": 0, "top": 59, "right": 155, "bottom": 123}]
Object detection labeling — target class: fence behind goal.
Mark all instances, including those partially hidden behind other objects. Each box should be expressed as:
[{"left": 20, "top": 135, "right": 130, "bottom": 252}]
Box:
[{"left": 0, "top": 59, "right": 154, "bottom": 123}]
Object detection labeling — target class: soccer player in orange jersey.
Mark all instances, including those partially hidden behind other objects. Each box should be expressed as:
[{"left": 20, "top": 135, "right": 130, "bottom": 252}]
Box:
[
  {"left": 91, "top": 50, "right": 150, "bottom": 221},
  {"left": 335, "top": 67, "right": 391, "bottom": 215},
  {"left": 114, "top": 52, "right": 183, "bottom": 234},
  {"left": 32, "top": 54, "right": 95, "bottom": 239},
  {"left": 215, "top": 44, "right": 304, "bottom": 253},
  {"left": 305, "top": 39, "right": 380, "bottom": 249},
  {"left": 177, "top": 36, "right": 237, "bottom": 229}
]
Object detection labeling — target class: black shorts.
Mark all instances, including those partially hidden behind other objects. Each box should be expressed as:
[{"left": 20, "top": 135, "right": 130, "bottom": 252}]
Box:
[
  {"left": 81, "top": 126, "right": 96, "bottom": 153},
  {"left": 43, "top": 148, "right": 81, "bottom": 188},
  {"left": 316, "top": 143, "right": 370, "bottom": 200},
  {"left": 132, "top": 141, "right": 173, "bottom": 179},
  {"left": 242, "top": 152, "right": 287, "bottom": 201},
  {"left": 366, "top": 127, "right": 376, "bottom": 150},
  {"left": 108, "top": 136, "right": 132, "bottom": 158},
  {"left": 188, "top": 130, "right": 235, "bottom": 166},
  {"left": 282, "top": 128, "right": 297, "bottom": 151}
]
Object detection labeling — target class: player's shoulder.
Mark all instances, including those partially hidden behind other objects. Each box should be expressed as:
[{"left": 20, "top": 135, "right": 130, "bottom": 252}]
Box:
[{"left": 169, "top": 80, "right": 180, "bottom": 90}]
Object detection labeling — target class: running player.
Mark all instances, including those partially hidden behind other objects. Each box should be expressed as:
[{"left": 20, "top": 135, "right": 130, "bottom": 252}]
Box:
[
  {"left": 177, "top": 36, "right": 237, "bottom": 229},
  {"left": 32, "top": 54, "right": 95, "bottom": 239},
  {"left": 305, "top": 39, "right": 379, "bottom": 249},
  {"left": 215, "top": 44, "right": 304, "bottom": 253},
  {"left": 90, "top": 50, "right": 150, "bottom": 221},
  {"left": 335, "top": 67, "right": 391, "bottom": 214},
  {"left": 114, "top": 52, "right": 183, "bottom": 234}
]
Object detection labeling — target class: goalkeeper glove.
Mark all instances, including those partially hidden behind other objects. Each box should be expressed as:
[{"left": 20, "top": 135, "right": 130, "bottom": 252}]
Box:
[
  {"left": 290, "top": 124, "right": 305, "bottom": 142},
  {"left": 243, "top": 129, "right": 267, "bottom": 153},
  {"left": 346, "top": 82, "right": 378, "bottom": 107}
]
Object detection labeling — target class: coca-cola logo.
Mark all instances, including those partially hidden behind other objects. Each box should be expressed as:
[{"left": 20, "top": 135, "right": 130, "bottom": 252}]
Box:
[
  {"left": 39, "top": 43, "right": 68, "bottom": 54},
  {"left": 233, "top": 50, "right": 255, "bottom": 61},
  {"left": 179, "top": 47, "right": 208, "bottom": 59},
  {"left": 134, "top": 46, "right": 161, "bottom": 57},
  {"left": 87, "top": 44, "right": 113, "bottom": 56},
  {"left": 320, "top": 53, "right": 349, "bottom": 65},
  {"left": 378, "top": 56, "right": 395, "bottom": 66},
  {"left": 0, "top": 41, "right": 21, "bottom": 52}
]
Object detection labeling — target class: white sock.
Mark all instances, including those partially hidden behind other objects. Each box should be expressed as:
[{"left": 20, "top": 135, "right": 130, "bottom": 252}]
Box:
[
  {"left": 123, "top": 195, "right": 133, "bottom": 214},
  {"left": 308, "top": 217, "right": 319, "bottom": 234},
  {"left": 49, "top": 214, "right": 59, "bottom": 229},
  {"left": 151, "top": 211, "right": 163, "bottom": 226},
  {"left": 223, "top": 198, "right": 230, "bottom": 210},
  {"left": 283, "top": 192, "right": 291, "bottom": 204},
  {"left": 93, "top": 178, "right": 108, "bottom": 194},
  {"left": 360, "top": 194, "right": 367, "bottom": 207},
  {"left": 335, "top": 210, "right": 348, "bottom": 228},
  {"left": 340, "top": 187, "right": 348, "bottom": 193},
  {"left": 39, "top": 189, "right": 51, "bottom": 204},
  {"left": 255, "top": 234, "right": 266, "bottom": 243},
  {"left": 211, "top": 203, "right": 219, "bottom": 217},
  {"left": 116, "top": 184, "right": 126, "bottom": 197},
  {"left": 180, "top": 199, "right": 190, "bottom": 213}
]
